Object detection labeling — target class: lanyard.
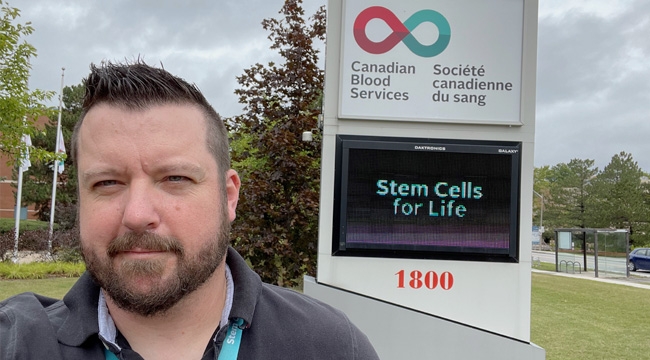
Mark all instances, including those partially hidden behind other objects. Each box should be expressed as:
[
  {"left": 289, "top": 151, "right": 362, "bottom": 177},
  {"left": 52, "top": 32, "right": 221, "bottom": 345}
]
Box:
[
  {"left": 103, "top": 318, "right": 244, "bottom": 360},
  {"left": 104, "top": 348, "right": 119, "bottom": 360},
  {"left": 218, "top": 318, "right": 245, "bottom": 360}
]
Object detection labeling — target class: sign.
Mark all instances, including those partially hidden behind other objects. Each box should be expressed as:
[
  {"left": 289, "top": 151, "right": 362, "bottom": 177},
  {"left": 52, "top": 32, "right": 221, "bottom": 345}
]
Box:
[
  {"left": 532, "top": 226, "right": 541, "bottom": 244},
  {"left": 339, "top": 0, "right": 524, "bottom": 124},
  {"left": 311, "top": 0, "right": 540, "bottom": 344},
  {"left": 333, "top": 135, "right": 521, "bottom": 261}
]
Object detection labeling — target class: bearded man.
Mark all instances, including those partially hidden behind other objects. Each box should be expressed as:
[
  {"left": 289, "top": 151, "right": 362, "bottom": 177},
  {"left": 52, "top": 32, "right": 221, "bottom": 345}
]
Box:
[{"left": 0, "top": 61, "right": 378, "bottom": 360}]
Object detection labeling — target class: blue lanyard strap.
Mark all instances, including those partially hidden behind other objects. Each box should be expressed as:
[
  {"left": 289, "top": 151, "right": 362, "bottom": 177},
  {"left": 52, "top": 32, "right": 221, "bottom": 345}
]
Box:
[
  {"left": 218, "top": 318, "right": 245, "bottom": 360},
  {"left": 104, "top": 347, "right": 119, "bottom": 360}
]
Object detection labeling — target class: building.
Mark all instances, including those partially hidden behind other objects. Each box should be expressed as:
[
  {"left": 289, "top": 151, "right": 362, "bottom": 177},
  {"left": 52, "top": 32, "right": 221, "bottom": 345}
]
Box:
[{"left": 0, "top": 115, "right": 50, "bottom": 219}]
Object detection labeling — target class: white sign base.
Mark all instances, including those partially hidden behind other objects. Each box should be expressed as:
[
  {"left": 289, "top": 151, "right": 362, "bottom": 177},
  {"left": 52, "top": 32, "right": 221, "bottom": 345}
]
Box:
[{"left": 304, "top": 276, "right": 546, "bottom": 360}]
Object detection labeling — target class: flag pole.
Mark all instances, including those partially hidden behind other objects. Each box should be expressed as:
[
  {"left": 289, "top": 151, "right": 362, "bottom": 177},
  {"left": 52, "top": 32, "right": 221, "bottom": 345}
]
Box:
[
  {"left": 47, "top": 67, "right": 65, "bottom": 259},
  {"left": 13, "top": 126, "right": 31, "bottom": 263},
  {"left": 12, "top": 160, "right": 25, "bottom": 263}
]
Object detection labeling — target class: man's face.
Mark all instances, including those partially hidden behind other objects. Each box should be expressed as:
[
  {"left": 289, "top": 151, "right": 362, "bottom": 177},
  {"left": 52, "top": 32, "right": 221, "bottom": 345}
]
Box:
[{"left": 76, "top": 103, "right": 239, "bottom": 316}]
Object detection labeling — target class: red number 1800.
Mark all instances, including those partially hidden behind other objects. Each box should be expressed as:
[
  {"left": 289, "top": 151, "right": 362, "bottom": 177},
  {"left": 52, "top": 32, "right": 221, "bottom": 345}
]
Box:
[{"left": 395, "top": 270, "right": 454, "bottom": 290}]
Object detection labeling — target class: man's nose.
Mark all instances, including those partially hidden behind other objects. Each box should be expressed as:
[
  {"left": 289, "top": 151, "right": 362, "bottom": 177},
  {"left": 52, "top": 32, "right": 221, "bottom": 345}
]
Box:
[{"left": 121, "top": 182, "right": 160, "bottom": 233}]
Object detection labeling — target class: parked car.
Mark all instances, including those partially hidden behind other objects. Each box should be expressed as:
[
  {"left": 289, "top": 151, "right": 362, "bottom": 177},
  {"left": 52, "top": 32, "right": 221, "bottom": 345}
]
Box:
[{"left": 628, "top": 248, "right": 650, "bottom": 271}]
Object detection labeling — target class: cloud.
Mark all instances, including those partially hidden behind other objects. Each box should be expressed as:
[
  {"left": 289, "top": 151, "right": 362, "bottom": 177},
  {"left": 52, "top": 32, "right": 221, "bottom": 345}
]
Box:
[
  {"left": 15, "top": 0, "right": 300, "bottom": 117},
  {"left": 536, "top": 0, "right": 650, "bottom": 171},
  {"left": 11, "top": 0, "right": 650, "bottom": 171}
]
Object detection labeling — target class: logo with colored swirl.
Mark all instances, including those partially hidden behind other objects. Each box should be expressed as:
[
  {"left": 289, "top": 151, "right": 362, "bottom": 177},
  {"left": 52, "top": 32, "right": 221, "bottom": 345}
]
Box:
[{"left": 354, "top": 6, "right": 451, "bottom": 58}]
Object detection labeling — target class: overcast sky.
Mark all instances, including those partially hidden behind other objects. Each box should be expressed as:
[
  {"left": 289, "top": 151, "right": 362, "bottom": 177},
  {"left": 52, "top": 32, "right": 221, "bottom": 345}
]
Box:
[{"left": 10, "top": 0, "right": 650, "bottom": 172}]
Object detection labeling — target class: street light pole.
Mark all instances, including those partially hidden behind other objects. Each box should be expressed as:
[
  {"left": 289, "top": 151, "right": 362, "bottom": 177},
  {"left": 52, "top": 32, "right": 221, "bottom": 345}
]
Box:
[{"left": 532, "top": 190, "right": 544, "bottom": 232}]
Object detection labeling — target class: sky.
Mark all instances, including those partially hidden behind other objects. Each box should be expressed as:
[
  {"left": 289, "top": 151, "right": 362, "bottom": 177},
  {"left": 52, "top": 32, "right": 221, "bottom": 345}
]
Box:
[{"left": 8, "top": 0, "right": 650, "bottom": 172}]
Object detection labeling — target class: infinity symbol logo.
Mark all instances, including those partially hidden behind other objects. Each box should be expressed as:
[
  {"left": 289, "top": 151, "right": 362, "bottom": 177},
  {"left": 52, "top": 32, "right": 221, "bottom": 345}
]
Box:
[{"left": 353, "top": 6, "right": 451, "bottom": 58}]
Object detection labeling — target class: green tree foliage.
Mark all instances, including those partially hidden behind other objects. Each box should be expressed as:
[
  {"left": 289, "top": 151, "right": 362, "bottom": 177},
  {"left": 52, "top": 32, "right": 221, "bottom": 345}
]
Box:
[
  {"left": 226, "top": 0, "right": 325, "bottom": 286},
  {"left": 0, "top": 0, "right": 54, "bottom": 165},
  {"left": 641, "top": 179, "right": 650, "bottom": 246},
  {"left": 533, "top": 165, "right": 552, "bottom": 195},
  {"left": 19, "top": 84, "right": 83, "bottom": 229},
  {"left": 587, "top": 152, "right": 649, "bottom": 246},
  {"left": 539, "top": 159, "right": 598, "bottom": 249},
  {"left": 532, "top": 165, "right": 551, "bottom": 231},
  {"left": 547, "top": 159, "right": 598, "bottom": 230},
  {"left": 534, "top": 154, "right": 650, "bottom": 248}
]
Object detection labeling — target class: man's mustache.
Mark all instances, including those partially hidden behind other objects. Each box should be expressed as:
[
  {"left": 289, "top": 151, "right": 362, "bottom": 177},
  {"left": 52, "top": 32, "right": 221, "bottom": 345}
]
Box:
[{"left": 107, "top": 232, "right": 184, "bottom": 257}]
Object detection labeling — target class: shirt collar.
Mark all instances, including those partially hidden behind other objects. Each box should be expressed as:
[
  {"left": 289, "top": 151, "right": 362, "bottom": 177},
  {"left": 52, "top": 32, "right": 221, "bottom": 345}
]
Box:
[{"left": 97, "top": 264, "right": 235, "bottom": 351}]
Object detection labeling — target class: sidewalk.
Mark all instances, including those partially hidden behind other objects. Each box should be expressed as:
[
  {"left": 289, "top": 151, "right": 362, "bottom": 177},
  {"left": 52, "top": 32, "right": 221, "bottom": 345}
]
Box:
[{"left": 532, "top": 268, "right": 650, "bottom": 290}]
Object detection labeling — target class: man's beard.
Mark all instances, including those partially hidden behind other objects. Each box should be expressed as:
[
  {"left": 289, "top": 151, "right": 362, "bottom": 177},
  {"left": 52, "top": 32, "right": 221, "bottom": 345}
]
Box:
[{"left": 82, "top": 217, "right": 230, "bottom": 317}]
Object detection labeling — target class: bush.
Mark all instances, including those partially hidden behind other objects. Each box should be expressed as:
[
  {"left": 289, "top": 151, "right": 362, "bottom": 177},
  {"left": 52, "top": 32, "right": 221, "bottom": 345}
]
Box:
[
  {"left": 51, "top": 226, "right": 82, "bottom": 262},
  {"left": 0, "top": 261, "right": 85, "bottom": 279},
  {"left": 0, "top": 230, "right": 14, "bottom": 261},
  {"left": 16, "top": 229, "right": 49, "bottom": 251},
  {"left": 0, "top": 227, "right": 81, "bottom": 262},
  {"left": 38, "top": 203, "right": 77, "bottom": 230},
  {"left": 0, "top": 218, "right": 53, "bottom": 233}
]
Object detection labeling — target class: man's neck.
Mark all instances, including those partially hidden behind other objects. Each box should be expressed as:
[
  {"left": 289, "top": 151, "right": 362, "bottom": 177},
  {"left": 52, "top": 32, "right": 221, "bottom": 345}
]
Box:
[{"left": 105, "top": 263, "right": 228, "bottom": 360}]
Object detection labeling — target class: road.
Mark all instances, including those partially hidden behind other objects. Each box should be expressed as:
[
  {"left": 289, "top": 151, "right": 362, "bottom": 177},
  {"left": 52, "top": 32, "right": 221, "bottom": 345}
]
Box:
[{"left": 531, "top": 250, "right": 650, "bottom": 277}]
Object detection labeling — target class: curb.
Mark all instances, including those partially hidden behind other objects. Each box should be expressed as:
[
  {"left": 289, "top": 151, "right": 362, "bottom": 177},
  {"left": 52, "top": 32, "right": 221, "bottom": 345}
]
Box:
[{"left": 532, "top": 269, "right": 650, "bottom": 290}]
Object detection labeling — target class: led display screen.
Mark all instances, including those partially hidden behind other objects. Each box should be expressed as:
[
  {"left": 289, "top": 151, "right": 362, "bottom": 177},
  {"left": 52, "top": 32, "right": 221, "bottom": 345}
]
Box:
[{"left": 333, "top": 135, "right": 521, "bottom": 262}]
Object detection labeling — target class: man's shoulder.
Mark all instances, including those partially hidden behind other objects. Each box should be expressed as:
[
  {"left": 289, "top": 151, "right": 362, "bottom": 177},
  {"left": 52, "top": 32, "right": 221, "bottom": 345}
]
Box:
[
  {"left": 249, "top": 283, "right": 379, "bottom": 359},
  {"left": 1, "top": 292, "right": 69, "bottom": 332},
  {"left": 225, "top": 249, "right": 379, "bottom": 358},
  {"left": 1, "top": 291, "right": 65, "bottom": 316},
  {"left": 259, "top": 282, "right": 347, "bottom": 321},
  {"left": 0, "top": 293, "right": 70, "bottom": 357}
]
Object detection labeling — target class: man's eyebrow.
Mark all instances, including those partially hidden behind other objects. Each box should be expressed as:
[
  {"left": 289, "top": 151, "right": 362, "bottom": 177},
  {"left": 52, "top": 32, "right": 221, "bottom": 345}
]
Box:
[
  {"left": 81, "top": 169, "right": 119, "bottom": 184},
  {"left": 80, "top": 163, "right": 206, "bottom": 184},
  {"left": 153, "top": 162, "right": 205, "bottom": 175}
]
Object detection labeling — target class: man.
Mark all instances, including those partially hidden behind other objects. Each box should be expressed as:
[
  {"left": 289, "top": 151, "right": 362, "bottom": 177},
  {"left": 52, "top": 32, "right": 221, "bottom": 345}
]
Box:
[{"left": 0, "top": 62, "right": 379, "bottom": 360}]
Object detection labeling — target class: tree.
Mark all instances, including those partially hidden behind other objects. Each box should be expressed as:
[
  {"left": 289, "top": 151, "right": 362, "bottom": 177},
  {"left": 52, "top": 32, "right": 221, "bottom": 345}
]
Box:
[
  {"left": 0, "top": 0, "right": 54, "bottom": 165},
  {"left": 226, "top": 0, "right": 325, "bottom": 286},
  {"left": 588, "top": 152, "right": 649, "bottom": 246},
  {"left": 19, "top": 84, "right": 83, "bottom": 229},
  {"left": 532, "top": 165, "right": 551, "bottom": 232},
  {"left": 548, "top": 159, "right": 599, "bottom": 250},
  {"left": 640, "top": 176, "right": 650, "bottom": 247},
  {"left": 547, "top": 159, "right": 598, "bottom": 229},
  {"left": 533, "top": 159, "right": 598, "bottom": 247}
]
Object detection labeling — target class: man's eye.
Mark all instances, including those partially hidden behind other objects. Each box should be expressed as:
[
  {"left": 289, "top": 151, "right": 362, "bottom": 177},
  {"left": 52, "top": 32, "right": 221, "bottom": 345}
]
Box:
[
  {"left": 95, "top": 180, "right": 117, "bottom": 187},
  {"left": 167, "top": 175, "right": 189, "bottom": 182}
]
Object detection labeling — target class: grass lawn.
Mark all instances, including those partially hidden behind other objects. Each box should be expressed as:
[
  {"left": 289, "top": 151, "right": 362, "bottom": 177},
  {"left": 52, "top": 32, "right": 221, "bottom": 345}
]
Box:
[
  {"left": 1, "top": 270, "right": 648, "bottom": 359},
  {"left": 531, "top": 272, "right": 650, "bottom": 360},
  {"left": 0, "top": 277, "right": 78, "bottom": 300},
  {"left": 0, "top": 262, "right": 85, "bottom": 300}
]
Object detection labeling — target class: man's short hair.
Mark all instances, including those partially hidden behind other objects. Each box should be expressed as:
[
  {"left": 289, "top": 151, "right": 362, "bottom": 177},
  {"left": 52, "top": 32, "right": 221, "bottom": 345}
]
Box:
[{"left": 71, "top": 61, "right": 230, "bottom": 174}]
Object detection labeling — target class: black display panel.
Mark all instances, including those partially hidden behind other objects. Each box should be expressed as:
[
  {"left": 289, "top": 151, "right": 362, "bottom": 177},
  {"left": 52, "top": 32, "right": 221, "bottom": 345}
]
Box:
[{"left": 333, "top": 135, "right": 521, "bottom": 262}]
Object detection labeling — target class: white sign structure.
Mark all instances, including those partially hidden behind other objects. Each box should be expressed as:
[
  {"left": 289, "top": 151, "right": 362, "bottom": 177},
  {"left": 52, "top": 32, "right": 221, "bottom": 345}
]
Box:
[
  {"left": 339, "top": 0, "right": 524, "bottom": 124},
  {"left": 306, "top": 0, "right": 543, "bottom": 358}
]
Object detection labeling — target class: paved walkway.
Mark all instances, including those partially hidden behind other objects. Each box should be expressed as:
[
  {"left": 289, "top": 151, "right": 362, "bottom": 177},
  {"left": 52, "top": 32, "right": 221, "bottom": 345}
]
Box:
[{"left": 532, "top": 269, "right": 650, "bottom": 290}]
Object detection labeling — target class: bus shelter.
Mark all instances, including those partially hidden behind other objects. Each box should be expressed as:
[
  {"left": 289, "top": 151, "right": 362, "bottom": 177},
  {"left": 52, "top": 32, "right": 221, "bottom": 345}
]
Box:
[{"left": 554, "top": 228, "right": 630, "bottom": 278}]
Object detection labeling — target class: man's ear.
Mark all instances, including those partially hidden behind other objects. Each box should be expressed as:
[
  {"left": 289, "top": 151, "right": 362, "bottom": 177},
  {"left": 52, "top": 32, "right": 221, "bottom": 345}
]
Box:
[{"left": 225, "top": 169, "right": 240, "bottom": 222}]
